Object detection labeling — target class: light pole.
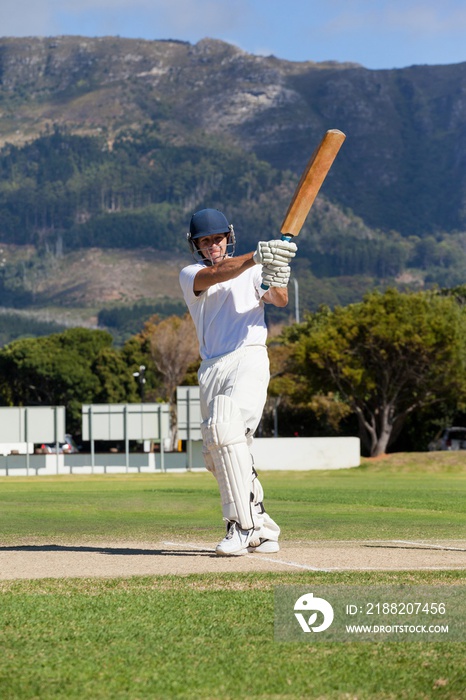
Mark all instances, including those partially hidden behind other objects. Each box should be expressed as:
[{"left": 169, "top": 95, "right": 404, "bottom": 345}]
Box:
[
  {"left": 292, "top": 276, "right": 300, "bottom": 324},
  {"left": 133, "top": 365, "right": 146, "bottom": 402}
]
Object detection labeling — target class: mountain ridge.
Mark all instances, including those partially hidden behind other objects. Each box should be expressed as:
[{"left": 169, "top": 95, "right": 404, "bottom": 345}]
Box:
[
  {"left": 1, "top": 35, "right": 465, "bottom": 236},
  {"left": 1, "top": 36, "right": 466, "bottom": 340}
]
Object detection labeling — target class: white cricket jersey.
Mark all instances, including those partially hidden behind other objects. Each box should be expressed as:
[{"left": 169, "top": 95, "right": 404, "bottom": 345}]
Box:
[{"left": 179, "top": 262, "right": 268, "bottom": 360}]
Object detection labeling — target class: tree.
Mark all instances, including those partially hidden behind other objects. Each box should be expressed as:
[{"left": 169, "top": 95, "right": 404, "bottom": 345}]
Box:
[
  {"left": 138, "top": 314, "right": 200, "bottom": 448},
  {"left": 266, "top": 338, "right": 352, "bottom": 438},
  {"left": 0, "top": 328, "right": 138, "bottom": 435},
  {"left": 284, "top": 289, "right": 466, "bottom": 456}
]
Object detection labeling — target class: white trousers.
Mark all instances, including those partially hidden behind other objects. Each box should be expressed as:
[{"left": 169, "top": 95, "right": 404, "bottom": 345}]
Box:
[
  {"left": 198, "top": 344, "right": 280, "bottom": 541},
  {"left": 199, "top": 345, "right": 269, "bottom": 435}
]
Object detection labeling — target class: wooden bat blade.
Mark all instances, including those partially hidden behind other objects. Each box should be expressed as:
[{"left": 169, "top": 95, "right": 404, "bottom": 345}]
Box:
[{"left": 280, "top": 129, "right": 346, "bottom": 238}]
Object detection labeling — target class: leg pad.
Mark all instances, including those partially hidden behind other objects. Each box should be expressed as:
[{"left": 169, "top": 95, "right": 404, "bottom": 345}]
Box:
[{"left": 202, "top": 395, "right": 254, "bottom": 529}]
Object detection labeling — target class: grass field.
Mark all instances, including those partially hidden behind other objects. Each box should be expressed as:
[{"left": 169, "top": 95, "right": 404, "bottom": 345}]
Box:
[{"left": 0, "top": 452, "right": 465, "bottom": 699}]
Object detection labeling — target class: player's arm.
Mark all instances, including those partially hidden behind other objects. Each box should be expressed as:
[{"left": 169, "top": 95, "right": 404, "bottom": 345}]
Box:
[
  {"left": 194, "top": 240, "right": 297, "bottom": 294},
  {"left": 193, "top": 253, "right": 255, "bottom": 293},
  {"left": 263, "top": 286, "right": 288, "bottom": 307}
]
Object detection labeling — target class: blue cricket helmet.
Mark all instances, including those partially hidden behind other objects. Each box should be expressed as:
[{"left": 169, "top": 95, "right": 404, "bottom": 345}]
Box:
[
  {"left": 187, "top": 208, "right": 236, "bottom": 262},
  {"left": 189, "top": 209, "right": 230, "bottom": 238}
]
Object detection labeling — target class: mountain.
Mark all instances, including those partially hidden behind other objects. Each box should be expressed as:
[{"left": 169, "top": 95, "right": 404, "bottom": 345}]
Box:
[
  {"left": 1, "top": 35, "right": 466, "bottom": 339},
  {"left": 2, "top": 35, "right": 466, "bottom": 234}
]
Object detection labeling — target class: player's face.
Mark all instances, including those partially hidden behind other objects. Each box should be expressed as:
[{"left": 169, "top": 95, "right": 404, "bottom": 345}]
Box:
[{"left": 196, "top": 233, "right": 228, "bottom": 264}]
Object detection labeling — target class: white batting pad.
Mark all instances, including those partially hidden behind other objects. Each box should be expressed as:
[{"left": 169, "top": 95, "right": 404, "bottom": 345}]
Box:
[
  {"left": 202, "top": 447, "right": 216, "bottom": 476},
  {"left": 201, "top": 394, "right": 255, "bottom": 529}
]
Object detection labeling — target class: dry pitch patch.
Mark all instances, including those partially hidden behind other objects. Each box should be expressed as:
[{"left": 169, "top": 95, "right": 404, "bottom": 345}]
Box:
[{"left": 0, "top": 538, "right": 465, "bottom": 580}]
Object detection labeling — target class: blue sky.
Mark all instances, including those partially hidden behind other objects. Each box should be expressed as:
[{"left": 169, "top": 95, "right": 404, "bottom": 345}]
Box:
[{"left": 1, "top": 0, "right": 465, "bottom": 70}]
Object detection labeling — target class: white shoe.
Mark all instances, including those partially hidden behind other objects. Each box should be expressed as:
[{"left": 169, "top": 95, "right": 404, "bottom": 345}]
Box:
[
  {"left": 216, "top": 521, "right": 254, "bottom": 556},
  {"left": 248, "top": 538, "right": 280, "bottom": 554}
]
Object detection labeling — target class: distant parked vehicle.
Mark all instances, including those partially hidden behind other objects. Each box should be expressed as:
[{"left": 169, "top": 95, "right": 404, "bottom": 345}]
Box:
[
  {"left": 428, "top": 427, "right": 466, "bottom": 451},
  {"left": 39, "top": 434, "right": 80, "bottom": 454}
]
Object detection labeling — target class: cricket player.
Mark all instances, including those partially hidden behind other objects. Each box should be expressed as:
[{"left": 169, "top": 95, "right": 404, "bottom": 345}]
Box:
[{"left": 179, "top": 208, "right": 296, "bottom": 556}]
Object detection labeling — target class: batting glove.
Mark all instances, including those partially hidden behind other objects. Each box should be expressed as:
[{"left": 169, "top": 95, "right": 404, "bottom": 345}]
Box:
[
  {"left": 269, "top": 240, "right": 297, "bottom": 264},
  {"left": 261, "top": 264, "right": 291, "bottom": 288},
  {"left": 253, "top": 239, "right": 297, "bottom": 265},
  {"left": 253, "top": 241, "right": 274, "bottom": 265}
]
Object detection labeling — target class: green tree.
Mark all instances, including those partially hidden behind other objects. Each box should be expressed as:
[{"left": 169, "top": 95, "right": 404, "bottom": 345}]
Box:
[
  {"left": 284, "top": 289, "right": 466, "bottom": 456},
  {"left": 0, "top": 328, "right": 138, "bottom": 435}
]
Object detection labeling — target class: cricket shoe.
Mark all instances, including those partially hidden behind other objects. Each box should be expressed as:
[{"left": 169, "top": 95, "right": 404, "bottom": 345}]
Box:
[
  {"left": 247, "top": 538, "right": 280, "bottom": 554},
  {"left": 216, "top": 521, "right": 254, "bottom": 556}
]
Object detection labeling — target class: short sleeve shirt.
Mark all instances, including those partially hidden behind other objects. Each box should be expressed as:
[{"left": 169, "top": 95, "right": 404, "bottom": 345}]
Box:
[{"left": 179, "top": 263, "right": 268, "bottom": 360}]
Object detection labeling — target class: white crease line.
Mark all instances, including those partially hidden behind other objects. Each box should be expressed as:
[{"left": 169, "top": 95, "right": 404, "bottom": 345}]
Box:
[
  {"left": 163, "top": 542, "right": 466, "bottom": 572},
  {"left": 163, "top": 541, "right": 328, "bottom": 571},
  {"left": 251, "top": 556, "right": 329, "bottom": 571},
  {"left": 390, "top": 540, "right": 466, "bottom": 552}
]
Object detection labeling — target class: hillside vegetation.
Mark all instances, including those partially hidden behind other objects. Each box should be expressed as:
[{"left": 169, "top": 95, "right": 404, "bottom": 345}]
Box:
[{"left": 0, "top": 36, "right": 466, "bottom": 339}]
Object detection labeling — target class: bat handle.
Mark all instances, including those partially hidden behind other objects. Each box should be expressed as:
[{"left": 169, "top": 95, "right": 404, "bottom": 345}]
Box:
[{"left": 260, "top": 234, "right": 293, "bottom": 290}]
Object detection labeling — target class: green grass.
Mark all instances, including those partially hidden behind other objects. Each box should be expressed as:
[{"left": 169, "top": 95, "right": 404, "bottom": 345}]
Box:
[
  {"left": 0, "top": 454, "right": 465, "bottom": 699},
  {"left": 0, "top": 572, "right": 465, "bottom": 700},
  {"left": 0, "top": 452, "right": 465, "bottom": 543}
]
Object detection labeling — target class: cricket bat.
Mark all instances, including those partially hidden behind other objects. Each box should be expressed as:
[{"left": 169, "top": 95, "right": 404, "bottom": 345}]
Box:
[
  {"left": 280, "top": 128, "right": 346, "bottom": 238},
  {"left": 262, "top": 128, "right": 346, "bottom": 289}
]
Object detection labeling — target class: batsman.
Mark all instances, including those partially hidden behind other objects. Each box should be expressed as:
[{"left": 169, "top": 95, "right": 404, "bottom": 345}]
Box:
[{"left": 179, "top": 208, "right": 297, "bottom": 556}]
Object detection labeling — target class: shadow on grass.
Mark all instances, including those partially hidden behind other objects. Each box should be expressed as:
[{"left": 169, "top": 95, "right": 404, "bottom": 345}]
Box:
[{"left": 0, "top": 544, "right": 216, "bottom": 557}]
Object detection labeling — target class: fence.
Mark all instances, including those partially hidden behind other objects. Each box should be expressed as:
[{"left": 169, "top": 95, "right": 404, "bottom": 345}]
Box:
[
  {"left": 82, "top": 403, "right": 170, "bottom": 471},
  {"left": 0, "top": 406, "right": 65, "bottom": 475}
]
